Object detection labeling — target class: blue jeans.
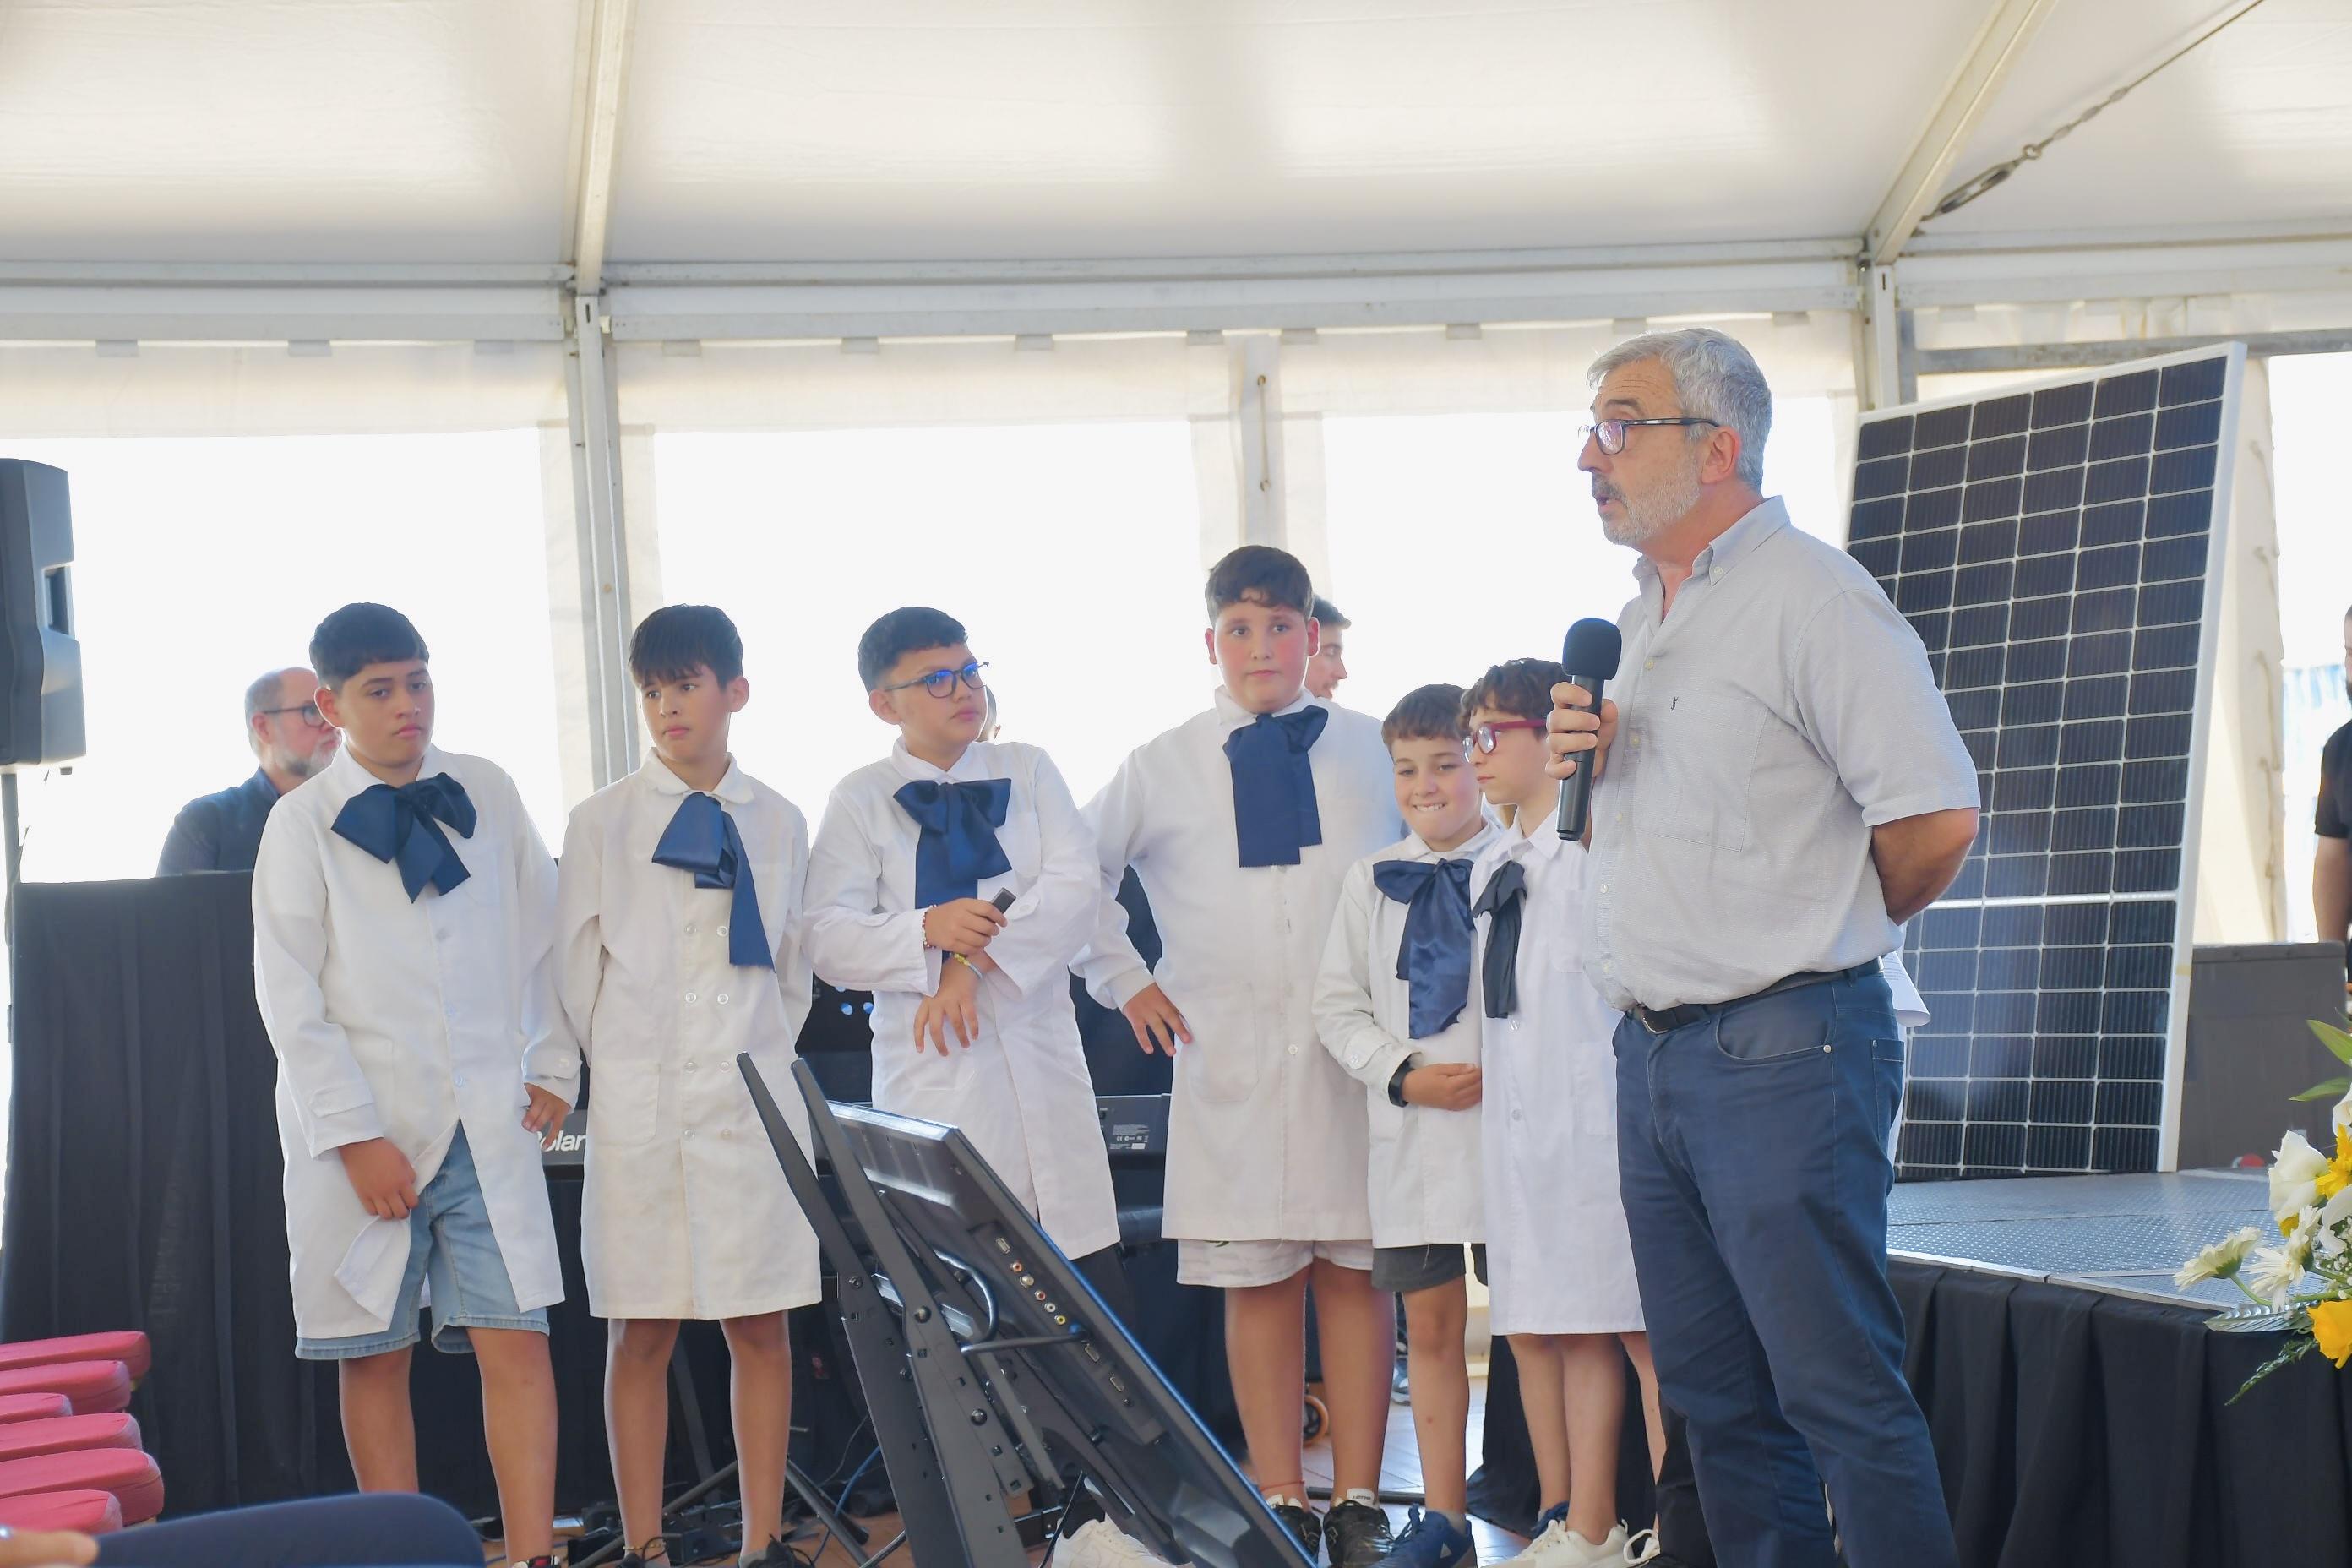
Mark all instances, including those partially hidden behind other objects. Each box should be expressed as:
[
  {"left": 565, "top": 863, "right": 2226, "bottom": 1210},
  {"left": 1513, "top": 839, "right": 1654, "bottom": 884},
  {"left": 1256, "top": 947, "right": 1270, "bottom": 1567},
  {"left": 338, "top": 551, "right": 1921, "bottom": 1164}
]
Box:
[
  {"left": 1613, "top": 969, "right": 1955, "bottom": 1568},
  {"left": 94, "top": 1493, "right": 482, "bottom": 1567},
  {"left": 296, "top": 1127, "right": 547, "bottom": 1360}
]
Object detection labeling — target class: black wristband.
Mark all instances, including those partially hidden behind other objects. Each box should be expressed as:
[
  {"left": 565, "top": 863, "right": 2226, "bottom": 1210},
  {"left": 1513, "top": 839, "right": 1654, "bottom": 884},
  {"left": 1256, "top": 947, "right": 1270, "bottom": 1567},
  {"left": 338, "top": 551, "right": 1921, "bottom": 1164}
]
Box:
[{"left": 1386, "top": 1059, "right": 1414, "bottom": 1108}]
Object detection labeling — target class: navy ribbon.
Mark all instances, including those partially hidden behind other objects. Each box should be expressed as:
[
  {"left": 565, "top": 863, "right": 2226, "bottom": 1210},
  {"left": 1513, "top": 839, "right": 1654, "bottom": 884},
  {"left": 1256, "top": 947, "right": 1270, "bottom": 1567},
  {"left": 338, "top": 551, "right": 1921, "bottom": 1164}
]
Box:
[
  {"left": 332, "top": 775, "right": 476, "bottom": 901},
  {"left": 651, "top": 792, "right": 772, "bottom": 969},
  {"left": 1472, "top": 860, "right": 1528, "bottom": 1019},
  {"left": 1223, "top": 707, "right": 1328, "bottom": 868},
  {"left": 1371, "top": 858, "right": 1478, "bottom": 1039},
  {"left": 893, "top": 778, "right": 1013, "bottom": 907}
]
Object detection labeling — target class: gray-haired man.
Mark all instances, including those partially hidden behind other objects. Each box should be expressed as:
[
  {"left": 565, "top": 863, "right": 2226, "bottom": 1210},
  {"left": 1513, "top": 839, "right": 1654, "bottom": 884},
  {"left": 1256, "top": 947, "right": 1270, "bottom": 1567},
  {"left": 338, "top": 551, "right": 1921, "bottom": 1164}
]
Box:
[
  {"left": 158, "top": 667, "right": 340, "bottom": 874},
  {"left": 1548, "top": 329, "right": 1976, "bottom": 1566}
]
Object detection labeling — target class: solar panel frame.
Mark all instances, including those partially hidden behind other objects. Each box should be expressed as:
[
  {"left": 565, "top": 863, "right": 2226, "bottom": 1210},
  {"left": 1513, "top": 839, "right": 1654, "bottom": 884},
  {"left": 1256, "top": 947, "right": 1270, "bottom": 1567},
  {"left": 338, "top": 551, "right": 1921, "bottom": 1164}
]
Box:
[{"left": 1850, "top": 344, "right": 2244, "bottom": 1179}]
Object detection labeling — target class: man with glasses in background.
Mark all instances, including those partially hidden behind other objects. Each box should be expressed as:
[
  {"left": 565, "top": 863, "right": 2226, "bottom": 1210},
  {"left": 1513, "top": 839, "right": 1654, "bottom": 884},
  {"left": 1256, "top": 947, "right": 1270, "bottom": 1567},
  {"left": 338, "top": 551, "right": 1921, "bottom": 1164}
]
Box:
[{"left": 157, "top": 666, "right": 340, "bottom": 874}]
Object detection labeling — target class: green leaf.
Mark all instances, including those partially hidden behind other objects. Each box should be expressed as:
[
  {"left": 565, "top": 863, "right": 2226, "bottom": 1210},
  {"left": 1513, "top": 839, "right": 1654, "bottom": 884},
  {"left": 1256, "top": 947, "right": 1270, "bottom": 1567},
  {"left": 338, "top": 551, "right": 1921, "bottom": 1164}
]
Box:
[
  {"left": 2311, "top": 1020, "right": 2352, "bottom": 1068},
  {"left": 2228, "top": 1331, "right": 2321, "bottom": 1404},
  {"left": 2292, "top": 1077, "right": 2352, "bottom": 1103}
]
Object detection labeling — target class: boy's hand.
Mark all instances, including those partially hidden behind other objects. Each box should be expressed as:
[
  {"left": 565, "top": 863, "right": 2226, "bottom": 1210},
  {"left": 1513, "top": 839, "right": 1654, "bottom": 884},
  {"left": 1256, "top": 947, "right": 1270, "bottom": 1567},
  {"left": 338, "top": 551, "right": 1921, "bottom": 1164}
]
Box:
[
  {"left": 923, "top": 898, "right": 1008, "bottom": 954},
  {"left": 914, "top": 959, "right": 982, "bottom": 1056},
  {"left": 1544, "top": 683, "right": 1620, "bottom": 782},
  {"left": 340, "top": 1137, "right": 420, "bottom": 1221},
  {"left": 1121, "top": 983, "right": 1192, "bottom": 1056},
  {"left": 1402, "top": 1062, "right": 1483, "bottom": 1111},
  {"left": 521, "top": 1085, "right": 571, "bottom": 1150}
]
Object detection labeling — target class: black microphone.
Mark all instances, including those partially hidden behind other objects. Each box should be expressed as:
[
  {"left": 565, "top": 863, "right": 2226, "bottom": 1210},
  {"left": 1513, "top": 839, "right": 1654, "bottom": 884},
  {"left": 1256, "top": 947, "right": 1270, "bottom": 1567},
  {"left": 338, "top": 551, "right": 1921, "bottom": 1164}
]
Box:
[{"left": 1554, "top": 618, "right": 1623, "bottom": 841}]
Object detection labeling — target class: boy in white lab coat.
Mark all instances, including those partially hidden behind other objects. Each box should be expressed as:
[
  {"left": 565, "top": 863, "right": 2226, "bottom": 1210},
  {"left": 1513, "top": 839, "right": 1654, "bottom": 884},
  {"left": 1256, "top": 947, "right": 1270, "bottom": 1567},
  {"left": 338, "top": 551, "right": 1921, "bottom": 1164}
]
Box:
[
  {"left": 1077, "top": 547, "right": 1402, "bottom": 1568},
  {"left": 253, "top": 603, "right": 569, "bottom": 1568},
  {"left": 550, "top": 605, "right": 818, "bottom": 1568},
  {"left": 1313, "top": 684, "right": 1496, "bottom": 1568},
  {"left": 803, "top": 607, "right": 1126, "bottom": 1310},
  {"left": 1465, "top": 660, "right": 1659, "bottom": 1568}
]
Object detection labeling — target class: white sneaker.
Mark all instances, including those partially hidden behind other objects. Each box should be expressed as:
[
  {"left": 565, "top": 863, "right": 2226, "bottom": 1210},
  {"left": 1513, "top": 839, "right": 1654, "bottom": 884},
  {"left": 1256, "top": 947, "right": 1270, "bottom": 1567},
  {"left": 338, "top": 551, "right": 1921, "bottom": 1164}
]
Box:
[
  {"left": 1504, "top": 1518, "right": 1627, "bottom": 1568},
  {"left": 1058, "top": 1519, "right": 1175, "bottom": 1568},
  {"left": 1620, "top": 1530, "right": 1660, "bottom": 1565}
]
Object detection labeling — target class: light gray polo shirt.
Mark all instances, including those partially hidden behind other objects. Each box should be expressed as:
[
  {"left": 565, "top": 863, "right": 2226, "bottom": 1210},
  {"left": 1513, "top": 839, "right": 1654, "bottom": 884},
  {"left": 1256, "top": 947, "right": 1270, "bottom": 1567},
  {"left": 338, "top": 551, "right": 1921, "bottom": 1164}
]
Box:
[{"left": 1582, "top": 497, "right": 1978, "bottom": 1012}]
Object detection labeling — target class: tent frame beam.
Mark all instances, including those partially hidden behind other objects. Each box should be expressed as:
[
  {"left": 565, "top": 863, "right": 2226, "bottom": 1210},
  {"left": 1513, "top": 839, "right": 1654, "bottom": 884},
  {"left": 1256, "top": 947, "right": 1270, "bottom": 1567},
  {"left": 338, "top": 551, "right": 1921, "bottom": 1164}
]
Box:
[{"left": 1862, "top": 0, "right": 2060, "bottom": 266}]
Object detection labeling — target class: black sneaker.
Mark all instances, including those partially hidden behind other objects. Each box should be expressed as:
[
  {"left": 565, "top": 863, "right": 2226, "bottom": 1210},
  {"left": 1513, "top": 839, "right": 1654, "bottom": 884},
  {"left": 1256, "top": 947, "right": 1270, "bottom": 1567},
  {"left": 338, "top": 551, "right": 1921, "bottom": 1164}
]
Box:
[
  {"left": 1270, "top": 1500, "right": 1323, "bottom": 1562},
  {"left": 618, "top": 1538, "right": 672, "bottom": 1568},
  {"left": 739, "top": 1536, "right": 813, "bottom": 1568},
  {"left": 1323, "top": 1500, "right": 1395, "bottom": 1568}
]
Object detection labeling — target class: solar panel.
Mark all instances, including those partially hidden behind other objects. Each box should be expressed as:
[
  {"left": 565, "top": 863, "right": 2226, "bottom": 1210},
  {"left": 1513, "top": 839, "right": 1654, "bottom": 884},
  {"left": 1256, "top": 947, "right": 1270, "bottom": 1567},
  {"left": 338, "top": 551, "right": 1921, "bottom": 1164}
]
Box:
[{"left": 1846, "top": 345, "right": 2243, "bottom": 1179}]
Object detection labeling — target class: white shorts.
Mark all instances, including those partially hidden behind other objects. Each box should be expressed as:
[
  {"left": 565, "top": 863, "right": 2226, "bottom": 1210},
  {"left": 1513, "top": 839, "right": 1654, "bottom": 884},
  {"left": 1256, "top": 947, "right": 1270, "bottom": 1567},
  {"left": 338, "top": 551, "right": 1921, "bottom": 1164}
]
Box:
[{"left": 1176, "top": 1238, "right": 1377, "bottom": 1289}]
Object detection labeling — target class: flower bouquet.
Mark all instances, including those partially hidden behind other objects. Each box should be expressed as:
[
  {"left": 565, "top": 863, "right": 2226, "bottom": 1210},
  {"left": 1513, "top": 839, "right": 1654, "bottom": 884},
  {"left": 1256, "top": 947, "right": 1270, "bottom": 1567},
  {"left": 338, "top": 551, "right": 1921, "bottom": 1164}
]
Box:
[{"left": 2178, "top": 1019, "right": 2352, "bottom": 1398}]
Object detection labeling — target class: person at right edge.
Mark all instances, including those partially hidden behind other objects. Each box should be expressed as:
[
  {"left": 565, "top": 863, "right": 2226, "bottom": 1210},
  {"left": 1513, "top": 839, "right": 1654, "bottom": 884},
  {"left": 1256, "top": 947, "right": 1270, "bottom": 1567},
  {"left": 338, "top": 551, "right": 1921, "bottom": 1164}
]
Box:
[{"left": 1546, "top": 327, "right": 1977, "bottom": 1568}]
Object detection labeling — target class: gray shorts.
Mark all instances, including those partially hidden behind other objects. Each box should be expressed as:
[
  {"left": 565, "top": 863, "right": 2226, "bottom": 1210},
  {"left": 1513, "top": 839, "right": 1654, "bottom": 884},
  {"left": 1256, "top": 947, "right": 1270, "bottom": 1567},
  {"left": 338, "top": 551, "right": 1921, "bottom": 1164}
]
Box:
[{"left": 1370, "top": 1243, "right": 1488, "bottom": 1296}]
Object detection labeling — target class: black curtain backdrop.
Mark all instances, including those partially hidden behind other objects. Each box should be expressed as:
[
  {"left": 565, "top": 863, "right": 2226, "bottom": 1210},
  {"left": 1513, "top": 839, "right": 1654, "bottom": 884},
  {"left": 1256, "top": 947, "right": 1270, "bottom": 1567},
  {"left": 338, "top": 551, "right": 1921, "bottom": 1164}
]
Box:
[{"left": 11, "top": 874, "right": 2352, "bottom": 1565}]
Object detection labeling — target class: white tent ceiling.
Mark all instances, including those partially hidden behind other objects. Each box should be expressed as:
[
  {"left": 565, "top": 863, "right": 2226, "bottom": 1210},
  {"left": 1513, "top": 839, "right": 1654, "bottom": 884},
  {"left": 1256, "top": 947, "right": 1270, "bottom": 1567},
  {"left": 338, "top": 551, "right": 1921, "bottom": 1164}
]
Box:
[{"left": 0, "top": 0, "right": 2344, "bottom": 270}]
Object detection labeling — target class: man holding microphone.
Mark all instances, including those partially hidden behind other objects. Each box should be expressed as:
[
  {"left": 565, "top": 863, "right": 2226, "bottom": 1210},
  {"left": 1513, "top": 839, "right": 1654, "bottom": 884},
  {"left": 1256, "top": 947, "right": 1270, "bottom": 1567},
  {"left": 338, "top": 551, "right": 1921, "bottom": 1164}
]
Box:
[{"left": 1545, "top": 328, "right": 1976, "bottom": 1567}]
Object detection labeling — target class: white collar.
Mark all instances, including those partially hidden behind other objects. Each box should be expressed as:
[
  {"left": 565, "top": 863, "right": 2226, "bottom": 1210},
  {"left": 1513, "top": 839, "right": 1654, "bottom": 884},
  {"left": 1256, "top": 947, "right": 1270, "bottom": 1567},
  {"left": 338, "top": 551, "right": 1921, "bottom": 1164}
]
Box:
[
  {"left": 1407, "top": 819, "right": 1499, "bottom": 862},
  {"left": 889, "top": 736, "right": 993, "bottom": 784},
  {"left": 1212, "top": 683, "right": 1319, "bottom": 735},
  {"left": 639, "top": 748, "right": 754, "bottom": 805}
]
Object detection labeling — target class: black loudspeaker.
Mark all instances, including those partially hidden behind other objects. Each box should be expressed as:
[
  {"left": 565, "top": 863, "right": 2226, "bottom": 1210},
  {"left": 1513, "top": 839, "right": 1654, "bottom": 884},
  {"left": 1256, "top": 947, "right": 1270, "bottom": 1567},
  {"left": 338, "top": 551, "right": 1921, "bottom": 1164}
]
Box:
[{"left": 0, "top": 460, "right": 83, "bottom": 767}]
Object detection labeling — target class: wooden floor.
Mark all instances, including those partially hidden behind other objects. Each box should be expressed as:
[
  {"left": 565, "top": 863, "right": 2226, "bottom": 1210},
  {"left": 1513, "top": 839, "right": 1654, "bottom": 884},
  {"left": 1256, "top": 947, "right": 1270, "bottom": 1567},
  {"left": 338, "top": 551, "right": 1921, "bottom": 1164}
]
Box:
[
  {"left": 795, "top": 1377, "right": 1529, "bottom": 1568},
  {"left": 509, "top": 1379, "right": 1528, "bottom": 1568}
]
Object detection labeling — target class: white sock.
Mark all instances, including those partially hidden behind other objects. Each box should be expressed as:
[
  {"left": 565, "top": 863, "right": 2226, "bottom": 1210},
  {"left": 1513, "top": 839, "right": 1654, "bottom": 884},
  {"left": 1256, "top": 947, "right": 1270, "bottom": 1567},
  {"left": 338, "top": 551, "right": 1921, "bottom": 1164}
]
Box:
[{"left": 1343, "top": 1489, "right": 1379, "bottom": 1510}]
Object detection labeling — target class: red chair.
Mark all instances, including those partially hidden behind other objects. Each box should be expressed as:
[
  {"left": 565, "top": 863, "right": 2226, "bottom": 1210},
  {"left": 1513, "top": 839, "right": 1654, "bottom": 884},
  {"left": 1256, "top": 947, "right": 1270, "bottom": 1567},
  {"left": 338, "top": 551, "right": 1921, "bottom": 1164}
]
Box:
[
  {"left": 0, "top": 1332, "right": 150, "bottom": 1384},
  {"left": 0, "top": 1362, "right": 131, "bottom": 1414},
  {"left": 0, "top": 1392, "right": 72, "bottom": 1425},
  {"left": 0, "top": 1448, "right": 164, "bottom": 1525},
  {"left": 0, "top": 1488, "right": 123, "bottom": 1535},
  {"left": 0, "top": 1413, "right": 141, "bottom": 1463}
]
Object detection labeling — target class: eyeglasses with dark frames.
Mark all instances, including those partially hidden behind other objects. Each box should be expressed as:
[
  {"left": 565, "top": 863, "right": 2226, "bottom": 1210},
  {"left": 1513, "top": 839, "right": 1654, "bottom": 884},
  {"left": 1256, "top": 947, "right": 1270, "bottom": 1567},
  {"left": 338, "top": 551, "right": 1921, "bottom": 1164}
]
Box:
[
  {"left": 258, "top": 703, "right": 328, "bottom": 727},
  {"left": 880, "top": 661, "right": 990, "bottom": 700},
  {"left": 1577, "top": 416, "right": 1720, "bottom": 455}
]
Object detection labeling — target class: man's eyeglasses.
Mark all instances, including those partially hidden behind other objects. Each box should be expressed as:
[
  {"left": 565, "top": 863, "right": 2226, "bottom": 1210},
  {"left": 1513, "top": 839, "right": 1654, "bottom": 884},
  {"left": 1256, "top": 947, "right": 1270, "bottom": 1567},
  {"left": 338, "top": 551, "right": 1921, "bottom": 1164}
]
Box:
[
  {"left": 1474, "top": 719, "right": 1544, "bottom": 754},
  {"left": 880, "top": 662, "right": 989, "bottom": 700},
  {"left": 259, "top": 703, "right": 328, "bottom": 727},
  {"left": 1578, "top": 416, "right": 1720, "bottom": 455}
]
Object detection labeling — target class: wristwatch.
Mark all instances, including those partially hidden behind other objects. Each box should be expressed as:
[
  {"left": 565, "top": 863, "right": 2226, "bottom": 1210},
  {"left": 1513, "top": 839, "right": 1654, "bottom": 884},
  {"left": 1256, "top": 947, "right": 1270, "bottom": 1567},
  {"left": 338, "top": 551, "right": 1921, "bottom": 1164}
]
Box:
[{"left": 1386, "top": 1059, "right": 1416, "bottom": 1108}]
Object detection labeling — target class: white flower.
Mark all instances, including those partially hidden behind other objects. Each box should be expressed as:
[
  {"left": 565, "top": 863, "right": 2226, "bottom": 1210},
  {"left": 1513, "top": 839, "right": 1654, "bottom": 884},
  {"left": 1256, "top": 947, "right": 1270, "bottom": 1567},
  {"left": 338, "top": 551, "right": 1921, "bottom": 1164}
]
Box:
[
  {"left": 2270, "top": 1131, "right": 2332, "bottom": 1224},
  {"left": 2334, "top": 1086, "right": 2352, "bottom": 1139},
  {"left": 2318, "top": 1189, "right": 2352, "bottom": 1260},
  {"left": 2246, "top": 1242, "right": 2309, "bottom": 1305},
  {"left": 2175, "top": 1226, "right": 2262, "bottom": 1288}
]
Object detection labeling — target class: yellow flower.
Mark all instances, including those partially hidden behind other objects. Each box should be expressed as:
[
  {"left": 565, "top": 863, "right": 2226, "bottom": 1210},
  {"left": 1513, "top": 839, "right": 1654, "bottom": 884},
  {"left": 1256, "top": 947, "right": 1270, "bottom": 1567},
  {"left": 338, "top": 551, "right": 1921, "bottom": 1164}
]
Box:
[
  {"left": 2309, "top": 1299, "right": 2352, "bottom": 1369},
  {"left": 2317, "top": 1129, "right": 2352, "bottom": 1203}
]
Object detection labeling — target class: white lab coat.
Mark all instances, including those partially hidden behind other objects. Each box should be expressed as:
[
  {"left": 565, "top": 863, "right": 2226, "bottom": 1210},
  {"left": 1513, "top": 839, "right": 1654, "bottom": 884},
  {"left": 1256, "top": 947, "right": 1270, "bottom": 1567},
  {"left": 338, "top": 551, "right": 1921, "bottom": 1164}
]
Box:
[
  {"left": 550, "top": 753, "right": 821, "bottom": 1320},
  {"left": 1471, "top": 821, "right": 1643, "bottom": 1336},
  {"left": 1314, "top": 825, "right": 1498, "bottom": 1250},
  {"left": 1077, "top": 689, "right": 1402, "bottom": 1244},
  {"left": 804, "top": 738, "right": 1119, "bottom": 1260},
  {"left": 253, "top": 744, "right": 568, "bottom": 1342}
]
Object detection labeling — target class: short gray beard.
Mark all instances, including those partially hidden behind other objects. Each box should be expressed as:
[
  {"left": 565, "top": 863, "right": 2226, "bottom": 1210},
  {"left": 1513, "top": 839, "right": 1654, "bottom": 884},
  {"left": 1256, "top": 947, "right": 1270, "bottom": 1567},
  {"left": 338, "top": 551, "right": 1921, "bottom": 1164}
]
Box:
[
  {"left": 1598, "top": 460, "right": 1704, "bottom": 547},
  {"left": 277, "top": 748, "right": 328, "bottom": 781}
]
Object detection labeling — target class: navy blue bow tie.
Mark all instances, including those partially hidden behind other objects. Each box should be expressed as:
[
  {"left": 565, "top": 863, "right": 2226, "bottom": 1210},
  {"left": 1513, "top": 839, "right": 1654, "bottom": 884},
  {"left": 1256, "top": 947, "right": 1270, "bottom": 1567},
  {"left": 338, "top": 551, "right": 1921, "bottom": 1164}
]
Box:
[
  {"left": 1472, "top": 859, "right": 1529, "bottom": 1020},
  {"left": 1224, "top": 706, "right": 1329, "bottom": 868},
  {"left": 894, "top": 777, "right": 1013, "bottom": 907},
  {"left": 332, "top": 774, "right": 476, "bottom": 901},
  {"left": 1372, "top": 858, "right": 1478, "bottom": 1039},
  {"left": 651, "top": 792, "right": 772, "bottom": 969}
]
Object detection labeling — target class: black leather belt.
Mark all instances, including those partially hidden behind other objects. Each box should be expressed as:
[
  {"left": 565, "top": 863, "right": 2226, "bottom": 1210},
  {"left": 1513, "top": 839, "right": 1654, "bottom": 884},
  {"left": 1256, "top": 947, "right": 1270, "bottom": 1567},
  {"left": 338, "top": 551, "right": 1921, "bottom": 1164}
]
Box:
[{"left": 1631, "top": 961, "right": 1881, "bottom": 1036}]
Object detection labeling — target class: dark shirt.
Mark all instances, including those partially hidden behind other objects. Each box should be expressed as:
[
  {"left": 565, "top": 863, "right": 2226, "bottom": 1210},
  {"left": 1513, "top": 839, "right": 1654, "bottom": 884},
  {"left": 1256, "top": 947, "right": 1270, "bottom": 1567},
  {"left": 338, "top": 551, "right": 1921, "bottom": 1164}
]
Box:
[
  {"left": 157, "top": 768, "right": 282, "bottom": 874},
  {"left": 2320, "top": 719, "right": 2352, "bottom": 841}
]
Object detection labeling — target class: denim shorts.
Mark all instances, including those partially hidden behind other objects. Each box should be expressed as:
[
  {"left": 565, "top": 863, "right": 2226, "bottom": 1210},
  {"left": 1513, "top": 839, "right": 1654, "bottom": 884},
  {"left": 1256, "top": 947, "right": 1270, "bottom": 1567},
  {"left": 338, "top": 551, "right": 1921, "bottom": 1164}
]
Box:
[{"left": 296, "top": 1126, "right": 548, "bottom": 1361}]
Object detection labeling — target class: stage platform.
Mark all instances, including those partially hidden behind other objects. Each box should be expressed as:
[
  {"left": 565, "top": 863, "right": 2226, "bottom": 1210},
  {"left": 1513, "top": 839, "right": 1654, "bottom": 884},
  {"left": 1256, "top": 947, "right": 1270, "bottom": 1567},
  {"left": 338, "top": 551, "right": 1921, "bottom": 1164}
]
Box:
[{"left": 1889, "top": 1168, "right": 2273, "bottom": 1312}]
